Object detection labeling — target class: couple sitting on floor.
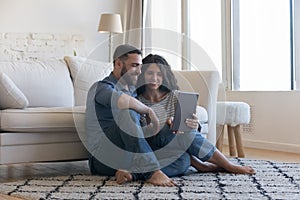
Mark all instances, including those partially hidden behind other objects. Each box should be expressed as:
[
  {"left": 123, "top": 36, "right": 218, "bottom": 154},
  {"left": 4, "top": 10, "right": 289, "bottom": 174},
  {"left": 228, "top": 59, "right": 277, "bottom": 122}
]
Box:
[{"left": 85, "top": 44, "right": 255, "bottom": 187}]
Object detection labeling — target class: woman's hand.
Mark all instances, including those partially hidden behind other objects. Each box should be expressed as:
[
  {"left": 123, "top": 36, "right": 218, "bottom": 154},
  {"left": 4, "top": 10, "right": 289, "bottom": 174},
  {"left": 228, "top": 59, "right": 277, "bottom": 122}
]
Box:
[
  {"left": 167, "top": 114, "right": 199, "bottom": 134},
  {"left": 185, "top": 113, "right": 199, "bottom": 130},
  {"left": 166, "top": 117, "right": 181, "bottom": 134},
  {"left": 166, "top": 117, "right": 173, "bottom": 127},
  {"left": 146, "top": 108, "right": 160, "bottom": 135}
]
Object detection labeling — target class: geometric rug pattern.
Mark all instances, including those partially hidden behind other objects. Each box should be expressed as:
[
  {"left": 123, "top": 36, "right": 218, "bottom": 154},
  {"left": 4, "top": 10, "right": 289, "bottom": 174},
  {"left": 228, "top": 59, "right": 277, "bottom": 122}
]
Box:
[{"left": 0, "top": 158, "right": 299, "bottom": 200}]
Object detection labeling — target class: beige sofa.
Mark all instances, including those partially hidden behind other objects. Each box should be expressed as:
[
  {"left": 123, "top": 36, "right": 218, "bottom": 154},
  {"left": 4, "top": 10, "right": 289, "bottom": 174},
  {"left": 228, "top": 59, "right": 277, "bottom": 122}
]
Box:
[{"left": 0, "top": 54, "right": 219, "bottom": 165}]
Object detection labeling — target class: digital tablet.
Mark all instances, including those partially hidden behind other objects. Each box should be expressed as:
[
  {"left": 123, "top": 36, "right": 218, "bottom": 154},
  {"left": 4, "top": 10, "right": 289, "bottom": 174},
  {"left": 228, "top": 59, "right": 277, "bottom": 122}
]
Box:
[{"left": 171, "top": 91, "right": 199, "bottom": 132}]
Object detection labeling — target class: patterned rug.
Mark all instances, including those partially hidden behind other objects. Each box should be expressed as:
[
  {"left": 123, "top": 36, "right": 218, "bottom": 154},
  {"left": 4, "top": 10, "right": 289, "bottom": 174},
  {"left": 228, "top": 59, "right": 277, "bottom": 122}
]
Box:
[{"left": 0, "top": 158, "right": 300, "bottom": 200}]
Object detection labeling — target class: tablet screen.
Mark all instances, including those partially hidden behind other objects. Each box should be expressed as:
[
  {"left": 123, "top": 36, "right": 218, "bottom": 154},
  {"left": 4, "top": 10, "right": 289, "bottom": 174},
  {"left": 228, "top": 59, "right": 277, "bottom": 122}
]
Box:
[{"left": 171, "top": 91, "right": 199, "bottom": 132}]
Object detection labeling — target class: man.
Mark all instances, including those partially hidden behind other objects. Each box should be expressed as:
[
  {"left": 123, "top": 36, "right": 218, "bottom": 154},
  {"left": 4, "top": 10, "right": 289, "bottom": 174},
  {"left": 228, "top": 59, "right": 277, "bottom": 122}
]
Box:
[{"left": 86, "top": 44, "right": 180, "bottom": 186}]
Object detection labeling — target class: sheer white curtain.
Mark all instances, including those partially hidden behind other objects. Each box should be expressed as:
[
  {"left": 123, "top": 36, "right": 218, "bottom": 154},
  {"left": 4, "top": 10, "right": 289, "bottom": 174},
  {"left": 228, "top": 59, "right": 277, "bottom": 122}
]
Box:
[
  {"left": 112, "top": 0, "right": 143, "bottom": 50},
  {"left": 142, "top": 0, "right": 152, "bottom": 55},
  {"left": 141, "top": 0, "right": 183, "bottom": 70},
  {"left": 122, "top": 0, "right": 143, "bottom": 48}
]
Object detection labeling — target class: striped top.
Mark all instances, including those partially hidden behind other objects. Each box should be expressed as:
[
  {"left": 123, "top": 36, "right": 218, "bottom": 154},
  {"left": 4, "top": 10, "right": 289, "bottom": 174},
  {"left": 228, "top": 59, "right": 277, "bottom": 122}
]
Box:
[{"left": 138, "top": 90, "right": 179, "bottom": 128}]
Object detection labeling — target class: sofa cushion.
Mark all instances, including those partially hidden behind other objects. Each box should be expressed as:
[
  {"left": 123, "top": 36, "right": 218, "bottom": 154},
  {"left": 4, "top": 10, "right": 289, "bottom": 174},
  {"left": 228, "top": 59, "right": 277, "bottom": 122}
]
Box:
[
  {"left": 0, "top": 107, "right": 78, "bottom": 132},
  {"left": 0, "top": 59, "right": 74, "bottom": 107},
  {"left": 0, "top": 72, "right": 29, "bottom": 109},
  {"left": 64, "top": 56, "right": 112, "bottom": 106},
  {"left": 196, "top": 106, "right": 208, "bottom": 124}
]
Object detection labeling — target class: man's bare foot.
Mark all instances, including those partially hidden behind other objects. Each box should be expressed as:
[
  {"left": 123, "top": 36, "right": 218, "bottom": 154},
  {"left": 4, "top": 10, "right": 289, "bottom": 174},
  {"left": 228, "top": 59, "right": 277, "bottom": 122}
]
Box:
[
  {"left": 115, "top": 169, "right": 133, "bottom": 184},
  {"left": 191, "top": 156, "right": 223, "bottom": 172},
  {"left": 227, "top": 165, "right": 256, "bottom": 174},
  {"left": 146, "top": 170, "right": 176, "bottom": 187}
]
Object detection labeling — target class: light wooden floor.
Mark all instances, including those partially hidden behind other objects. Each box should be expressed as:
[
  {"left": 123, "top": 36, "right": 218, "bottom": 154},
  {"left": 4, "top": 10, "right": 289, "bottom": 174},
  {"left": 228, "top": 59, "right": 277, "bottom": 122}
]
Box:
[
  {"left": 0, "top": 159, "right": 90, "bottom": 183},
  {"left": 222, "top": 146, "right": 300, "bottom": 163},
  {"left": 1, "top": 147, "right": 300, "bottom": 184}
]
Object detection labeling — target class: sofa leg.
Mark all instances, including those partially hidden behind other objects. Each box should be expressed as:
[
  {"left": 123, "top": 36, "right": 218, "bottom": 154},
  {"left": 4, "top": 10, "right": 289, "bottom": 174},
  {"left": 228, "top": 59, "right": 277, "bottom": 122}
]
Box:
[{"left": 227, "top": 126, "right": 236, "bottom": 157}]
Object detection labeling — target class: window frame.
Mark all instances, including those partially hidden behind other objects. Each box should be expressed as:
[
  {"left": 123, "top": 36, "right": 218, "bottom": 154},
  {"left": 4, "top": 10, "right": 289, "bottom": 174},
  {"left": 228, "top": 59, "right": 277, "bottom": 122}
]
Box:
[
  {"left": 229, "top": 0, "right": 298, "bottom": 91},
  {"left": 294, "top": 0, "right": 300, "bottom": 89}
]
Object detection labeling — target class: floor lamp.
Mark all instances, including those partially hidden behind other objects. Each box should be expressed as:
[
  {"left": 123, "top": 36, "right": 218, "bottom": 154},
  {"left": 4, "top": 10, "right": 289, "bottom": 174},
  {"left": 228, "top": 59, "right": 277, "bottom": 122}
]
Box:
[{"left": 98, "top": 13, "right": 123, "bottom": 62}]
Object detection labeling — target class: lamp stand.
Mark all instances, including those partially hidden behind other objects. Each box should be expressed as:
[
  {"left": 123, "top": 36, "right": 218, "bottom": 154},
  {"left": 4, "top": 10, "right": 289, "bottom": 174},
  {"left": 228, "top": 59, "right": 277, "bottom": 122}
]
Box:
[
  {"left": 108, "top": 32, "right": 112, "bottom": 63},
  {"left": 98, "top": 13, "right": 123, "bottom": 62}
]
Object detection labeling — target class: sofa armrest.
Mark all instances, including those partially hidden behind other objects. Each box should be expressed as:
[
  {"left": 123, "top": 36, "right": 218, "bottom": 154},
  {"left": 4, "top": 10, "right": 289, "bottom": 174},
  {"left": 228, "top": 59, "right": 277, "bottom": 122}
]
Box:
[{"left": 173, "top": 70, "right": 220, "bottom": 144}]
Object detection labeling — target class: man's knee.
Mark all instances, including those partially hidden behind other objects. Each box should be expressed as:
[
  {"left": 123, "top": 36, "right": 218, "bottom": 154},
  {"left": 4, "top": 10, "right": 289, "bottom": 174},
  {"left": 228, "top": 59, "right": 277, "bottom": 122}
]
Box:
[{"left": 115, "top": 109, "right": 143, "bottom": 138}]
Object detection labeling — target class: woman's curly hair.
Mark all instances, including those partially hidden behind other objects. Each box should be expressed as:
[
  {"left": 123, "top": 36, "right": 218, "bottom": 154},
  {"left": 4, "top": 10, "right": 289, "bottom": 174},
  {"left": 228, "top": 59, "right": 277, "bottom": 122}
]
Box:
[{"left": 136, "top": 54, "right": 179, "bottom": 95}]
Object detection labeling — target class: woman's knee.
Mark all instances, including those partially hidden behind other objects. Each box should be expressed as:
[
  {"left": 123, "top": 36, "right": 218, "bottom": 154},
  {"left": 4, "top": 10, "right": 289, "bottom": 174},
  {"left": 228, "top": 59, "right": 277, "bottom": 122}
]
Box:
[{"left": 162, "top": 153, "right": 190, "bottom": 177}]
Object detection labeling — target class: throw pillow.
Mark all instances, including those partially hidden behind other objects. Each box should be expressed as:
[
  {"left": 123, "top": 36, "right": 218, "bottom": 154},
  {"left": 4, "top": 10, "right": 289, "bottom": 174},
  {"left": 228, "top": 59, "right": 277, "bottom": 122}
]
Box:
[
  {"left": 0, "top": 72, "right": 29, "bottom": 109},
  {"left": 64, "top": 56, "right": 112, "bottom": 106}
]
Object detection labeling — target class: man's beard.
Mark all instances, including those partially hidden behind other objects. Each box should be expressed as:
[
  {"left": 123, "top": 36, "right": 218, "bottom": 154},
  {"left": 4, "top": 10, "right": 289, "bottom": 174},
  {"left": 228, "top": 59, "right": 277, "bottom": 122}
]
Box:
[{"left": 121, "top": 66, "right": 137, "bottom": 86}]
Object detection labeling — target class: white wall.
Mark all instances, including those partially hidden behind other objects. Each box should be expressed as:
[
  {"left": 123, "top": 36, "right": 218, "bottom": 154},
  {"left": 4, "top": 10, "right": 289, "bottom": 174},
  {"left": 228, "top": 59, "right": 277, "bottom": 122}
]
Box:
[
  {"left": 225, "top": 91, "right": 300, "bottom": 154},
  {"left": 0, "top": 0, "right": 126, "bottom": 61}
]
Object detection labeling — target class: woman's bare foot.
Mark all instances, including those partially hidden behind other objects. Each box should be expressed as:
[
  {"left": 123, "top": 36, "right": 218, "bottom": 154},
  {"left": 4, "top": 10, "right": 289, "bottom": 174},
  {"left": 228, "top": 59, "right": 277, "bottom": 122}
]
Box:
[
  {"left": 207, "top": 149, "right": 256, "bottom": 175},
  {"left": 146, "top": 170, "right": 176, "bottom": 187},
  {"left": 226, "top": 165, "right": 255, "bottom": 174},
  {"left": 191, "top": 156, "right": 223, "bottom": 173},
  {"left": 115, "top": 169, "right": 133, "bottom": 184}
]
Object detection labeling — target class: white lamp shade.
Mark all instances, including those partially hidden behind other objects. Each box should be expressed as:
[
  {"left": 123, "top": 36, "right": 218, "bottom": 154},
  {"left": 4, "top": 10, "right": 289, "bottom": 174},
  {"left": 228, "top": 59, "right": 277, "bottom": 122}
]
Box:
[{"left": 98, "top": 14, "right": 123, "bottom": 33}]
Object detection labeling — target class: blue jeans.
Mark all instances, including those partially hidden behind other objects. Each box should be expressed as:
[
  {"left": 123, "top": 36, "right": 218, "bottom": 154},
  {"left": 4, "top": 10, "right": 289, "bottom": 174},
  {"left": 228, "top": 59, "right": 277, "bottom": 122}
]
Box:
[
  {"left": 147, "top": 125, "right": 216, "bottom": 170},
  {"left": 88, "top": 109, "right": 190, "bottom": 180}
]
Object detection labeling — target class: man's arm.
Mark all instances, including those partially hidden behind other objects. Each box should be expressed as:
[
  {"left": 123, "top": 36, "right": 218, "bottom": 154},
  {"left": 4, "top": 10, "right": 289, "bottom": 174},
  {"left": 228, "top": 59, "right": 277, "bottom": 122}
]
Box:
[{"left": 117, "top": 93, "right": 160, "bottom": 135}]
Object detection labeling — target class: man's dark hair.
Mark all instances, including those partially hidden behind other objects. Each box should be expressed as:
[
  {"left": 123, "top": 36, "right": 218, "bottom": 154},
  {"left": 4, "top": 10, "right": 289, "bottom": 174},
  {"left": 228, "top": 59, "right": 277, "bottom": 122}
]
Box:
[{"left": 113, "top": 44, "right": 142, "bottom": 65}]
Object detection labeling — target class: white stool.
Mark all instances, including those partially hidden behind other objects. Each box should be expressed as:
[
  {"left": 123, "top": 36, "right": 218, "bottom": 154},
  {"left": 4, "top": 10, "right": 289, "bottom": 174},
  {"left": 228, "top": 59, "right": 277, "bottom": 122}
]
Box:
[{"left": 216, "top": 101, "right": 250, "bottom": 158}]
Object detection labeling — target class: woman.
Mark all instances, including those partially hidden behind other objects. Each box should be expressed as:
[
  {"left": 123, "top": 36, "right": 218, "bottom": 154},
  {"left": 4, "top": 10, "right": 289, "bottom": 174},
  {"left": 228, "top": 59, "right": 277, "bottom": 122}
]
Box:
[{"left": 137, "top": 54, "right": 255, "bottom": 175}]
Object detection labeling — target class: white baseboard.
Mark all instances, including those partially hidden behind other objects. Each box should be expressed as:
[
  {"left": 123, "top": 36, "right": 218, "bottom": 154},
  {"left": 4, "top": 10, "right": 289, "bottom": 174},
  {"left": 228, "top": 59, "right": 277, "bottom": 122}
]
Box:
[
  {"left": 222, "top": 138, "right": 300, "bottom": 154},
  {"left": 243, "top": 139, "right": 300, "bottom": 154}
]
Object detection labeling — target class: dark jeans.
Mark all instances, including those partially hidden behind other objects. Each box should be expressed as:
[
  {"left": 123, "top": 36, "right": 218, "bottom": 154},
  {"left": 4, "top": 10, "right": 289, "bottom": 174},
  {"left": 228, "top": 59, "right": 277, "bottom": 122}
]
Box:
[{"left": 88, "top": 109, "right": 190, "bottom": 180}]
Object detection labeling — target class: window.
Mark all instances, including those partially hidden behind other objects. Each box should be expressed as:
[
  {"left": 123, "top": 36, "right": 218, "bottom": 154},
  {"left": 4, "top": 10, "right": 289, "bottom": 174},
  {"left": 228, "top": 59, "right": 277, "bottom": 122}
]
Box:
[
  {"left": 143, "top": 0, "right": 182, "bottom": 70},
  {"left": 190, "top": 0, "right": 222, "bottom": 74},
  {"left": 144, "top": 0, "right": 222, "bottom": 72},
  {"left": 232, "top": 0, "right": 292, "bottom": 91},
  {"left": 145, "top": 0, "right": 300, "bottom": 91}
]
